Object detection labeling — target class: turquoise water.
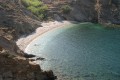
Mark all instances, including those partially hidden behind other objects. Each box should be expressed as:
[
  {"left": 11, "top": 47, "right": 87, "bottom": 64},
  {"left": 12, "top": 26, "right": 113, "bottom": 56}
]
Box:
[{"left": 25, "top": 23, "right": 120, "bottom": 80}]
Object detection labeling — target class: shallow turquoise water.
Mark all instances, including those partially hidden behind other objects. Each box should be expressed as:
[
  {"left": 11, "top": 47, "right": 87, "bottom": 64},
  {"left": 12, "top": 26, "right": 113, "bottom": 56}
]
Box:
[{"left": 26, "top": 23, "right": 120, "bottom": 80}]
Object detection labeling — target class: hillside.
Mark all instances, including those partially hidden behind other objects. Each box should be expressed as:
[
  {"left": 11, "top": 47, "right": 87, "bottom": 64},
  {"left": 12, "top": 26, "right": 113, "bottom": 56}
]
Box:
[
  {"left": 0, "top": 0, "right": 56, "bottom": 80},
  {"left": 44, "top": 0, "right": 120, "bottom": 24}
]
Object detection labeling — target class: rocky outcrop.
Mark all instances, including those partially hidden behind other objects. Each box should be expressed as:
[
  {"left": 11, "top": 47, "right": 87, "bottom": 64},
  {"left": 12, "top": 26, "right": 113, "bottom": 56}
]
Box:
[
  {"left": 95, "top": 0, "right": 120, "bottom": 24},
  {"left": 0, "top": 53, "right": 56, "bottom": 80},
  {"left": 0, "top": 0, "right": 56, "bottom": 80},
  {"left": 72, "top": 0, "right": 120, "bottom": 24},
  {"left": 46, "top": 0, "right": 120, "bottom": 24},
  {"left": 64, "top": 0, "right": 98, "bottom": 22},
  {"left": 0, "top": 0, "right": 41, "bottom": 39}
]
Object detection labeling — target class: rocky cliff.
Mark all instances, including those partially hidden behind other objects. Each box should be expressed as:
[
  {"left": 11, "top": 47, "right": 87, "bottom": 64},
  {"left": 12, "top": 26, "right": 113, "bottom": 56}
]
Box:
[
  {"left": 0, "top": 53, "right": 56, "bottom": 80},
  {"left": 46, "top": 0, "right": 120, "bottom": 24},
  {"left": 0, "top": 0, "right": 56, "bottom": 80},
  {"left": 0, "top": 0, "right": 41, "bottom": 39},
  {"left": 95, "top": 0, "right": 120, "bottom": 24}
]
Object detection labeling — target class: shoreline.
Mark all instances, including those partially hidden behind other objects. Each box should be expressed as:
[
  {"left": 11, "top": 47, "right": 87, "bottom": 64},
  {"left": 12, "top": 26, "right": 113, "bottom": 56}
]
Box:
[{"left": 16, "top": 20, "right": 74, "bottom": 51}]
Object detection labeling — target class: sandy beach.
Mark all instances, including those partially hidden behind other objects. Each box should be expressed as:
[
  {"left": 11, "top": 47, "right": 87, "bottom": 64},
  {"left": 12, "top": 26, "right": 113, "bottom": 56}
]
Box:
[{"left": 16, "top": 21, "right": 73, "bottom": 51}]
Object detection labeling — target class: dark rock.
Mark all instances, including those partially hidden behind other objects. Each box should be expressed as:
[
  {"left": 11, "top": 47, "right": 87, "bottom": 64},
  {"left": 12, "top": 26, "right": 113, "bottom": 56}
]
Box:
[
  {"left": 36, "top": 57, "right": 45, "bottom": 61},
  {"left": 0, "top": 75, "right": 3, "bottom": 80},
  {"left": 24, "top": 53, "right": 36, "bottom": 58},
  {"left": 26, "top": 72, "right": 35, "bottom": 79},
  {"left": 2, "top": 71, "right": 13, "bottom": 78},
  {"left": 3, "top": 78, "right": 13, "bottom": 80},
  {"left": 83, "top": 74, "right": 90, "bottom": 77},
  {"left": 29, "top": 59, "right": 36, "bottom": 62},
  {"left": 35, "top": 74, "right": 47, "bottom": 80},
  {"left": 44, "top": 70, "right": 57, "bottom": 80},
  {"left": 30, "top": 64, "right": 41, "bottom": 71},
  {"left": 112, "top": 21, "right": 120, "bottom": 25},
  {"left": 96, "top": 0, "right": 120, "bottom": 24}
]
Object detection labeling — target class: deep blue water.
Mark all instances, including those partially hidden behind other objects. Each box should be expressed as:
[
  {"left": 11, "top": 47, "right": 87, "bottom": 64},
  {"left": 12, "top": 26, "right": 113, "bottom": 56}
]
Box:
[{"left": 25, "top": 23, "right": 120, "bottom": 80}]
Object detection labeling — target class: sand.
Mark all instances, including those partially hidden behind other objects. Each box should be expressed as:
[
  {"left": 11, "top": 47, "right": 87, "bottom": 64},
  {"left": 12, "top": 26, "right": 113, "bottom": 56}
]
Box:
[{"left": 16, "top": 21, "right": 73, "bottom": 51}]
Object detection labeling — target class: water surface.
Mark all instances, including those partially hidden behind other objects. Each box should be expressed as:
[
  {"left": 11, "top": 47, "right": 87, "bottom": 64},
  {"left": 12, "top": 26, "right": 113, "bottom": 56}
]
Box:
[{"left": 26, "top": 23, "right": 120, "bottom": 80}]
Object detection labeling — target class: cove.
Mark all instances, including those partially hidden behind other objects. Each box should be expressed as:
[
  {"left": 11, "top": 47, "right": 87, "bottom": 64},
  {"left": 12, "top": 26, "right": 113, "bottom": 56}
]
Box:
[{"left": 25, "top": 23, "right": 120, "bottom": 80}]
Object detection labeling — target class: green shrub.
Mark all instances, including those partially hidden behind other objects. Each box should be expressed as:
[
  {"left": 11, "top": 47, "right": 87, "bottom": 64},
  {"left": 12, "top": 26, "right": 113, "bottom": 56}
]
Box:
[
  {"left": 27, "top": 6, "right": 39, "bottom": 15},
  {"left": 61, "top": 5, "right": 71, "bottom": 14},
  {"left": 38, "top": 14, "right": 44, "bottom": 19},
  {"left": 22, "top": 0, "right": 48, "bottom": 20},
  {"left": 22, "top": 0, "right": 43, "bottom": 7}
]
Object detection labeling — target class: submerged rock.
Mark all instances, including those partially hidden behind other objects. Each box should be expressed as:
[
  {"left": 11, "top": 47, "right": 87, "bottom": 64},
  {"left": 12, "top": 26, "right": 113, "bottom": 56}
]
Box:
[
  {"left": 36, "top": 57, "right": 45, "bottom": 61},
  {"left": 24, "top": 53, "right": 36, "bottom": 58}
]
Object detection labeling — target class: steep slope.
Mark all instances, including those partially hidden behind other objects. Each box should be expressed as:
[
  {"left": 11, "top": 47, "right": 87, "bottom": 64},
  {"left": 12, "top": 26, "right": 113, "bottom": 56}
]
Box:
[
  {"left": 45, "top": 0, "right": 120, "bottom": 24},
  {"left": 0, "top": 0, "right": 41, "bottom": 39},
  {"left": 0, "top": 53, "right": 56, "bottom": 80},
  {"left": 0, "top": 0, "right": 56, "bottom": 80},
  {"left": 95, "top": 0, "right": 120, "bottom": 24}
]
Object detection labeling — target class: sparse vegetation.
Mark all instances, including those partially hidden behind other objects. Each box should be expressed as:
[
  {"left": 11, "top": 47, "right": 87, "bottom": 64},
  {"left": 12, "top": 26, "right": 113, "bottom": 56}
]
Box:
[
  {"left": 61, "top": 5, "right": 71, "bottom": 14},
  {"left": 0, "top": 3, "right": 8, "bottom": 8},
  {"left": 22, "top": 0, "right": 48, "bottom": 20}
]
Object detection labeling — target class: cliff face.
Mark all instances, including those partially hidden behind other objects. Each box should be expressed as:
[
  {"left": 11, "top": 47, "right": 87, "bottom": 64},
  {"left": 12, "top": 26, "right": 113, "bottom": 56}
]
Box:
[
  {"left": 0, "top": 0, "right": 56, "bottom": 80},
  {"left": 67, "top": 0, "right": 120, "bottom": 24},
  {"left": 0, "top": 53, "right": 56, "bottom": 80},
  {"left": 64, "top": 0, "right": 98, "bottom": 22},
  {"left": 73, "top": 0, "right": 120, "bottom": 24},
  {"left": 0, "top": 0, "right": 43, "bottom": 55},
  {"left": 96, "top": 0, "right": 120, "bottom": 24},
  {"left": 0, "top": 0, "right": 41, "bottom": 40},
  {"left": 47, "top": 0, "right": 120, "bottom": 24}
]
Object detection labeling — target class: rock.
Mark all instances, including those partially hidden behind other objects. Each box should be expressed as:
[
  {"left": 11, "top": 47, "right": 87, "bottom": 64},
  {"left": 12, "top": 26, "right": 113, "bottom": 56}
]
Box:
[
  {"left": 2, "top": 71, "right": 13, "bottom": 78},
  {"left": 44, "top": 70, "right": 57, "bottom": 80},
  {"left": 36, "top": 74, "right": 47, "bottom": 80},
  {"left": 54, "top": 14, "right": 63, "bottom": 21},
  {"left": 83, "top": 74, "right": 90, "bottom": 77},
  {"left": 27, "top": 72, "right": 35, "bottom": 79},
  {"left": 0, "top": 36, "right": 13, "bottom": 51},
  {"left": 0, "top": 1, "right": 57, "bottom": 80},
  {"left": 36, "top": 57, "right": 45, "bottom": 61},
  {"left": 24, "top": 53, "right": 36, "bottom": 58},
  {"left": 0, "top": 75, "right": 3, "bottom": 80},
  {"left": 3, "top": 78, "right": 13, "bottom": 80},
  {"left": 29, "top": 59, "right": 36, "bottom": 62},
  {"left": 30, "top": 64, "right": 41, "bottom": 71},
  {"left": 0, "top": 53, "right": 56, "bottom": 80},
  {"left": 96, "top": 0, "right": 120, "bottom": 24},
  {"left": 15, "top": 77, "right": 27, "bottom": 80},
  {"left": 112, "top": 21, "right": 120, "bottom": 25},
  {"left": 0, "top": 46, "right": 3, "bottom": 51}
]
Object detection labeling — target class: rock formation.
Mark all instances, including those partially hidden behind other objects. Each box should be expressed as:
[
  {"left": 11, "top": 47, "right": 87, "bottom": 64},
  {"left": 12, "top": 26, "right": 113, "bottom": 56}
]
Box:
[
  {"left": 46, "top": 0, "right": 120, "bottom": 24},
  {"left": 0, "top": 0, "right": 56, "bottom": 80},
  {"left": 95, "top": 0, "right": 120, "bottom": 24},
  {"left": 0, "top": 53, "right": 56, "bottom": 80}
]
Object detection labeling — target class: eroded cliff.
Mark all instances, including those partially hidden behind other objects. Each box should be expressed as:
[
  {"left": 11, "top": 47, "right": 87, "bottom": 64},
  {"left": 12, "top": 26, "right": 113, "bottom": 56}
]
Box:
[
  {"left": 0, "top": 0, "right": 56, "bottom": 80},
  {"left": 95, "top": 0, "right": 120, "bottom": 24},
  {"left": 46, "top": 0, "right": 120, "bottom": 24}
]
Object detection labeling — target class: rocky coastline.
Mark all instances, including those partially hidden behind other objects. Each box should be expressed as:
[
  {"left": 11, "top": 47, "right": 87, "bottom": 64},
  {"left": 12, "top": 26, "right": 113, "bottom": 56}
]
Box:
[
  {"left": 0, "top": 0, "right": 57, "bottom": 80},
  {"left": 0, "top": 0, "right": 119, "bottom": 80},
  {"left": 0, "top": 53, "right": 56, "bottom": 80}
]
